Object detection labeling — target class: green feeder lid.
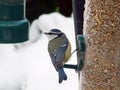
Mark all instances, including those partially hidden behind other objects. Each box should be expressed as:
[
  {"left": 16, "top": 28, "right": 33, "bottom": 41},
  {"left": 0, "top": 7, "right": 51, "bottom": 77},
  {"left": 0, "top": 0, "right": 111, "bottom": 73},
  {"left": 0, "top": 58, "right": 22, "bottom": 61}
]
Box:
[
  {"left": 0, "top": 2, "right": 24, "bottom": 20},
  {"left": 0, "top": 1, "right": 29, "bottom": 43},
  {"left": 0, "top": 19, "right": 29, "bottom": 43}
]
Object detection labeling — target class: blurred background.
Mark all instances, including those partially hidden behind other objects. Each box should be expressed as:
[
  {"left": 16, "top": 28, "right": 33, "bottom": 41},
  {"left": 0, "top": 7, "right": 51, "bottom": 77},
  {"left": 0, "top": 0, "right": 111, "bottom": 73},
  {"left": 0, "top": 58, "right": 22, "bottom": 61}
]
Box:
[
  {"left": 26, "top": 0, "right": 72, "bottom": 22},
  {"left": 0, "top": 0, "right": 78, "bottom": 90}
]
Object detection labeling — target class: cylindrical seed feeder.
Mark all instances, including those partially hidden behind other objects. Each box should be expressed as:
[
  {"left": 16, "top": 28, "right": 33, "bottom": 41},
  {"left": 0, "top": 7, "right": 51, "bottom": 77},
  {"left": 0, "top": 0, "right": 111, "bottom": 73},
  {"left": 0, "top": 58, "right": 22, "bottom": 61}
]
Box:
[
  {"left": 0, "top": 0, "right": 29, "bottom": 43},
  {"left": 80, "top": 0, "right": 120, "bottom": 90}
]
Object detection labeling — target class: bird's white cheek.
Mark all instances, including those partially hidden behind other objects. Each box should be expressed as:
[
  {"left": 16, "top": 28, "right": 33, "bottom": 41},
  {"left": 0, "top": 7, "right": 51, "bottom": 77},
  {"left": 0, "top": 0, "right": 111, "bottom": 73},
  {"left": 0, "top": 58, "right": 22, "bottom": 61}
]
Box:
[{"left": 47, "top": 35, "right": 57, "bottom": 41}]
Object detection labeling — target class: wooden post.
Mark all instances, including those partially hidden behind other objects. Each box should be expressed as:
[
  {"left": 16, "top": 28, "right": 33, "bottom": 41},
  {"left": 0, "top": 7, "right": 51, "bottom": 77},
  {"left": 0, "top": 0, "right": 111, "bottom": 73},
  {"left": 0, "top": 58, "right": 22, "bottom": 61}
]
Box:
[{"left": 80, "top": 0, "right": 120, "bottom": 90}]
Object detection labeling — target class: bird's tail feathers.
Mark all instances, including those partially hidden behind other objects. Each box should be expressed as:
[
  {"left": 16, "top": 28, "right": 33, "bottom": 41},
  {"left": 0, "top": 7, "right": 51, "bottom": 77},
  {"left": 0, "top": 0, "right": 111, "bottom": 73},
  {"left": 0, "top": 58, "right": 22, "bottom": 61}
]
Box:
[{"left": 58, "top": 68, "right": 67, "bottom": 84}]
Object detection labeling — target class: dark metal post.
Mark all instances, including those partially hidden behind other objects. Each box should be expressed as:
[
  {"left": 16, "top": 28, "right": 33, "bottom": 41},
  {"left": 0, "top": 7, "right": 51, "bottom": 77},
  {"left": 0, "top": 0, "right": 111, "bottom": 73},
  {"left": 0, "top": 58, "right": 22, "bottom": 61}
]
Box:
[
  {"left": 72, "top": 0, "right": 85, "bottom": 36},
  {"left": 72, "top": 0, "right": 85, "bottom": 70}
]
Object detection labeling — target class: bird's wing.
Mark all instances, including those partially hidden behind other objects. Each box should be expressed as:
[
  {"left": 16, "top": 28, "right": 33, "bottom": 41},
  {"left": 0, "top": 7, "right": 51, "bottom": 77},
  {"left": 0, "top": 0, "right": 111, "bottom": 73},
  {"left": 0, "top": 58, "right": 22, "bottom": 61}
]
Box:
[
  {"left": 49, "top": 38, "right": 68, "bottom": 70},
  {"left": 56, "top": 38, "right": 68, "bottom": 59}
]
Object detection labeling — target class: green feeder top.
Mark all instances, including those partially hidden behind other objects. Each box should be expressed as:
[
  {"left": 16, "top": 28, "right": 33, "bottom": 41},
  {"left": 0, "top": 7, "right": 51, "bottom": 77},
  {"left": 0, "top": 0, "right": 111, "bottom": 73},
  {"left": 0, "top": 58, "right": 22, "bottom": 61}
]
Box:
[
  {"left": 0, "top": 0, "right": 25, "bottom": 20},
  {"left": 0, "top": 0, "right": 29, "bottom": 43},
  {"left": 0, "top": 0, "right": 24, "bottom": 4}
]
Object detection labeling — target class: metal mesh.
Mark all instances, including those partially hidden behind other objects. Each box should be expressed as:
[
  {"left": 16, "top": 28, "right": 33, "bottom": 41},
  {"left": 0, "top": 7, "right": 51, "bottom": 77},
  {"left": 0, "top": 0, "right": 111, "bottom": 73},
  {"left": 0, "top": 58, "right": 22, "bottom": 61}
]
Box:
[{"left": 80, "top": 0, "right": 120, "bottom": 90}]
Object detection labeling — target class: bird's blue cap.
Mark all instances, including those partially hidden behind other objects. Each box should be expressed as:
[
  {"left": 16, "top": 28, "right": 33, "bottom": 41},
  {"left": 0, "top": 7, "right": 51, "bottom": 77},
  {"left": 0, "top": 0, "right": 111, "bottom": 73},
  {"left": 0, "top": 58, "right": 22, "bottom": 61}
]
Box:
[{"left": 51, "top": 29, "right": 61, "bottom": 33}]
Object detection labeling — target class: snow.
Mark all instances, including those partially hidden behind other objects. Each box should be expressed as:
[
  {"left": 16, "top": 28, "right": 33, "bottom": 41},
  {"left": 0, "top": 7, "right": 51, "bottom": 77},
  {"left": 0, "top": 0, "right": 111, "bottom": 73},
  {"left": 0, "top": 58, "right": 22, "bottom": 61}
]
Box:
[{"left": 0, "top": 12, "right": 78, "bottom": 90}]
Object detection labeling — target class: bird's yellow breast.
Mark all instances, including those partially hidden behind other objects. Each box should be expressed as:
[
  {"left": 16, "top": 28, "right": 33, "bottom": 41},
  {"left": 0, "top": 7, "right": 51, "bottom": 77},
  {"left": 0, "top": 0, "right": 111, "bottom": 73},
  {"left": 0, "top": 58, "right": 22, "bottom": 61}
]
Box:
[{"left": 63, "top": 41, "right": 71, "bottom": 63}]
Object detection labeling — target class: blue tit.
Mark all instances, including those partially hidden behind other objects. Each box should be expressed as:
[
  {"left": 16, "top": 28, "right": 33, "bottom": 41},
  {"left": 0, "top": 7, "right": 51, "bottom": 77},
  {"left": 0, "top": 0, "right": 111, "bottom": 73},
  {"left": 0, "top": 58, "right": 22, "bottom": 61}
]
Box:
[{"left": 44, "top": 29, "right": 71, "bottom": 84}]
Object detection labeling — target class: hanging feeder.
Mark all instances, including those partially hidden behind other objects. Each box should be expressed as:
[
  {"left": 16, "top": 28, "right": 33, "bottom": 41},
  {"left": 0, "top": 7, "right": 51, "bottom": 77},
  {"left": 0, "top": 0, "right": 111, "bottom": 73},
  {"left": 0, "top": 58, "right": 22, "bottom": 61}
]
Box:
[{"left": 0, "top": 0, "right": 29, "bottom": 43}]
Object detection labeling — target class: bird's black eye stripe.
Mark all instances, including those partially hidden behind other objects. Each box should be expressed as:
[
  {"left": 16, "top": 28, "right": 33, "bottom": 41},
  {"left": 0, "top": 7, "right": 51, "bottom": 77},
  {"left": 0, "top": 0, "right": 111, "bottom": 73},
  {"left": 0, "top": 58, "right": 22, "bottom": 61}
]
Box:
[
  {"left": 47, "top": 32, "right": 64, "bottom": 36},
  {"left": 49, "top": 33, "right": 58, "bottom": 35},
  {"left": 48, "top": 33, "right": 54, "bottom": 35},
  {"left": 58, "top": 33, "right": 64, "bottom": 37},
  {"left": 48, "top": 32, "right": 61, "bottom": 35}
]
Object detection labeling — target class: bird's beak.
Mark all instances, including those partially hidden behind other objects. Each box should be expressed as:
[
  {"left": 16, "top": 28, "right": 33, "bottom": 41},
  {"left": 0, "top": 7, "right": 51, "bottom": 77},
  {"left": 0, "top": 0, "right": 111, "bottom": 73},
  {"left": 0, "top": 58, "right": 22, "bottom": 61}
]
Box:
[{"left": 44, "top": 32, "right": 49, "bottom": 35}]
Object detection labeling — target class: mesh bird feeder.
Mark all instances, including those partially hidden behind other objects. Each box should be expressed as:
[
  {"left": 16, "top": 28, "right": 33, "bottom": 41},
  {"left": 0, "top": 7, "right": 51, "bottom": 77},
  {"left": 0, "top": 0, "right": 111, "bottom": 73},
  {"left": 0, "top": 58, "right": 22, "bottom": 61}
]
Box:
[
  {"left": 79, "top": 0, "right": 120, "bottom": 90},
  {"left": 0, "top": 0, "right": 29, "bottom": 43}
]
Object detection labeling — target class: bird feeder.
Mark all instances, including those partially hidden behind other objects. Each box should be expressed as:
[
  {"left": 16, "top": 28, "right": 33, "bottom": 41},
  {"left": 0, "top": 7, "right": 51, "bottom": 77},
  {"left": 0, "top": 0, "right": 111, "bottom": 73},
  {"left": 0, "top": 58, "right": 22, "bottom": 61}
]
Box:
[
  {"left": 80, "top": 0, "right": 120, "bottom": 90},
  {"left": 0, "top": 0, "right": 29, "bottom": 43}
]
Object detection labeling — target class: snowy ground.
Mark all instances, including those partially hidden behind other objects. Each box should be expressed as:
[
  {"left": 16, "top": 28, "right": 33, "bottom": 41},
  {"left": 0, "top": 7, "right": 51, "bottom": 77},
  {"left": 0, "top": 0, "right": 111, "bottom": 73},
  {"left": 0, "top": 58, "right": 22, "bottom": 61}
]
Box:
[{"left": 0, "top": 12, "right": 78, "bottom": 90}]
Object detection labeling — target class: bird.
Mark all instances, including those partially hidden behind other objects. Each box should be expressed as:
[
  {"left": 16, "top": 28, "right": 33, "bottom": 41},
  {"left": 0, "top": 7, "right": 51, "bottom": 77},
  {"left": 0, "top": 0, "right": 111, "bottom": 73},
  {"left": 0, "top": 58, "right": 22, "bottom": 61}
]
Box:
[{"left": 44, "top": 29, "right": 71, "bottom": 84}]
